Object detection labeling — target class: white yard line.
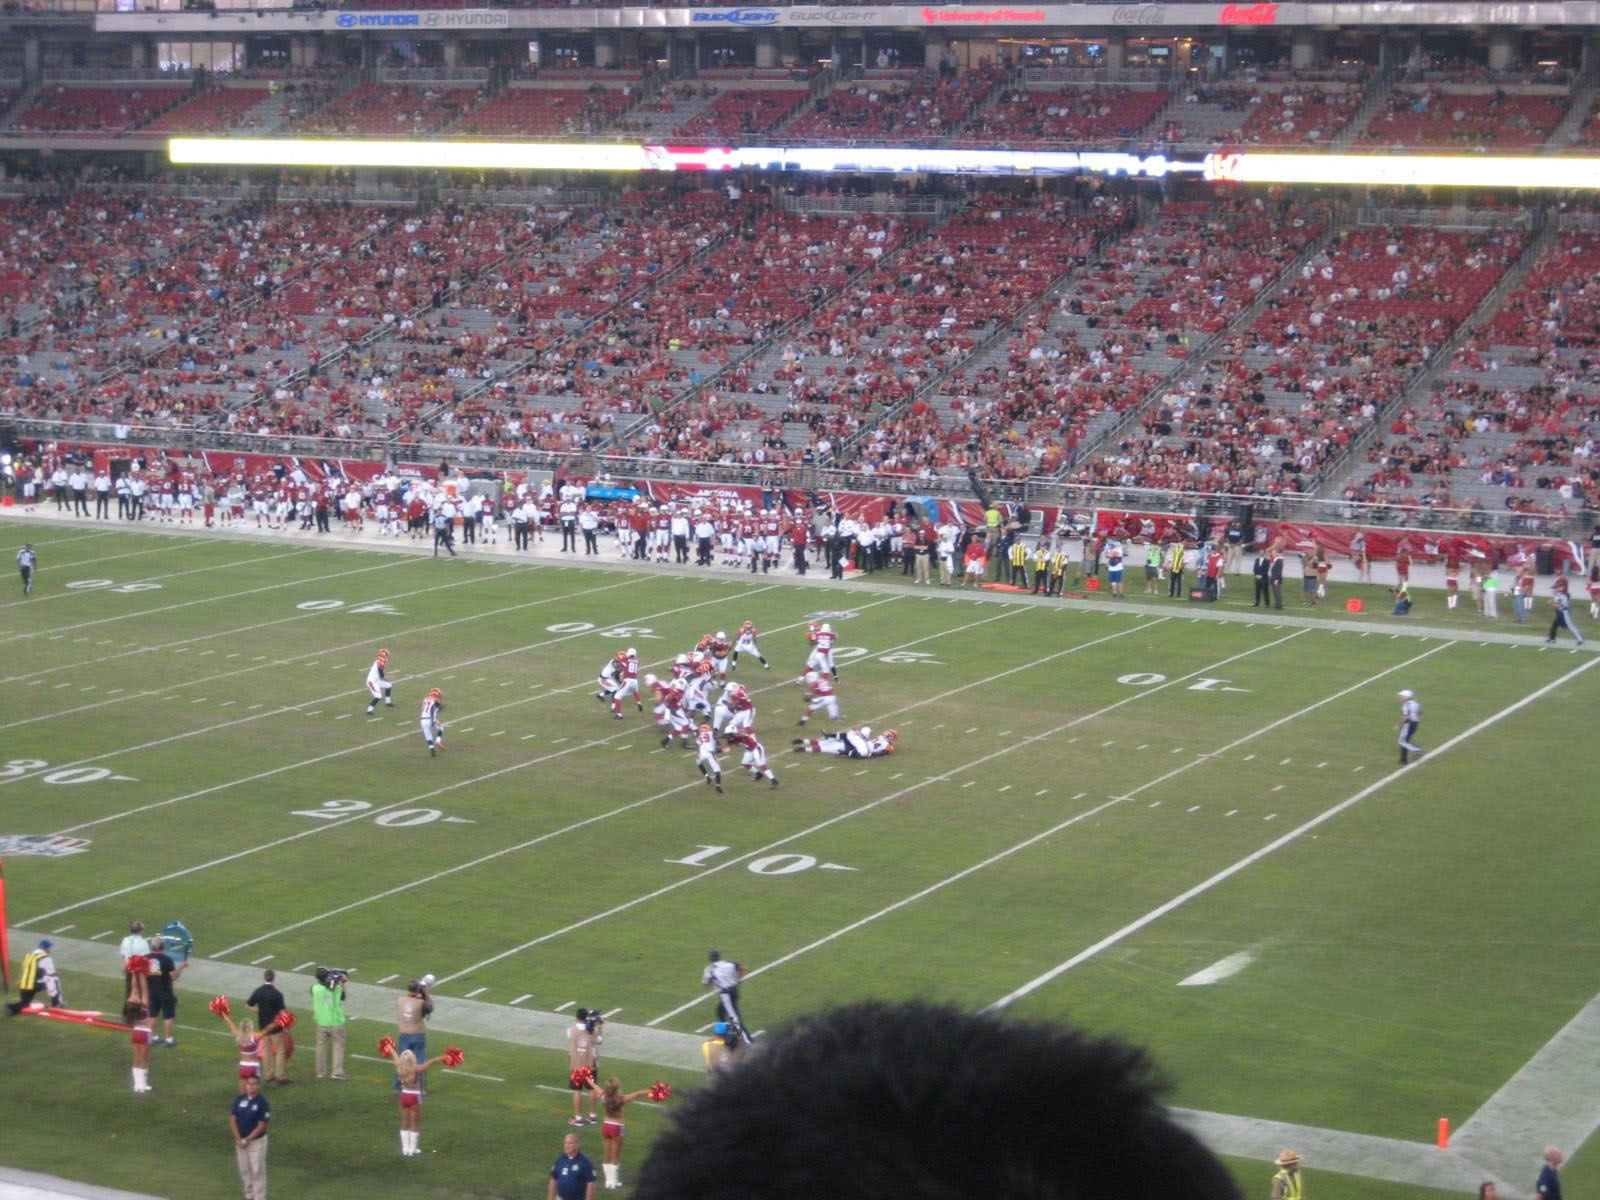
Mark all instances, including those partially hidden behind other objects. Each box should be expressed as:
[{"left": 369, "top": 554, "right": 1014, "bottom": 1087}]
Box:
[
  {"left": 0, "top": 567, "right": 634, "bottom": 724},
  {"left": 0, "top": 555, "right": 416, "bottom": 642},
  {"left": 0, "top": 538, "right": 216, "bottom": 604},
  {"left": 35, "top": 583, "right": 796, "bottom": 832},
  {"left": 984, "top": 654, "right": 1600, "bottom": 1011},
  {"left": 0, "top": 546, "right": 320, "bottom": 611},
  {"left": 203, "top": 603, "right": 1021, "bottom": 958},
  {"left": 0, "top": 563, "right": 539, "bottom": 687},
  {"left": 439, "top": 616, "right": 1247, "bottom": 990}
]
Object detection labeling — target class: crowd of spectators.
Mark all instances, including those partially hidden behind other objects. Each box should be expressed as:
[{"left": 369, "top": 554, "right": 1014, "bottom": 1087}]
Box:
[
  {"left": 1360, "top": 86, "right": 1567, "bottom": 150},
  {"left": 1341, "top": 233, "right": 1600, "bottom": 517},
  {"left": 957, "top": 84, "right": 1169, "bottom": 147},
  {"left": 1072, "top": 224, "right": 1523, "bottom": 496}
]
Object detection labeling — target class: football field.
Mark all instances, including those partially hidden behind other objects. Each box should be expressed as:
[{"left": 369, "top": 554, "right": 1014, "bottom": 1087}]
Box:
[{"left": 2, "top": 518, "right": 1597, "bottom": 1200}]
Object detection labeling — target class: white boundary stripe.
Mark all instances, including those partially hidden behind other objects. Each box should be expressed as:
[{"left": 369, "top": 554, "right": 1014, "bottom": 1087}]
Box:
[
  {"left": 436, "top": 615, "right": 1286, "bottom": 990},
  {"left": 984, "top": 653, "right": 1600, "bottom": 1011},
  {"left": 204, "top": 601, "right": 1019, "bottom": 957},
  {"left": 642, "top": 626, "right": 1306, "bottom": 1025},
  {"left": 36, "top": 582, "right": 795, "bottom": 836},
  {"left": 0, "top": 545, "right": 321, "bottom": 609},
  {"left": 0, "top": 554, "right": 417, "bottom": 641}
]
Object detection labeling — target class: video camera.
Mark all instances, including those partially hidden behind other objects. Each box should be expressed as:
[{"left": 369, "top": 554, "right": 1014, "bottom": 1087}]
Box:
[
  {"left": 319, "top": 966, "right": 353, "bottom": 987},
  {"left": 575, "top": 1007, "right": 604, "bottom": 1035}
]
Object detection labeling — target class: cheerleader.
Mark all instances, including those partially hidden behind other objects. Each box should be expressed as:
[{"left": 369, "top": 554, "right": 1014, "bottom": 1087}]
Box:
[
  {"left": 381, "top": 1039, "right": 460, "bottom": 1157},
  {"left": 587, "top": 1077, "right": 655, "bottom": 1190},
  {"left": 217, "top": 1008, "right": 264, "bottom": 1093},
  {"left": 127, "top": 1001, "right": 155, "bottom": 1093}
]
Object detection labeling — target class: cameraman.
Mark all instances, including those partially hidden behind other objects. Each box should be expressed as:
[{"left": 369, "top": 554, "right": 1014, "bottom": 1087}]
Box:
[
  {"left": 311, "top": 968, "right": 349, "bottom": 1081},
  {"left": 566, "top": 1008, "right": 604, "bottom": 1126},
  {"left": 396, "top": 975, "right": 434, "bottom": 1092}
]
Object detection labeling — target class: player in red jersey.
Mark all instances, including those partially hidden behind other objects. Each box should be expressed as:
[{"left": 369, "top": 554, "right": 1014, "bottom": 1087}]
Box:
[
  {"left": 708, "top": 631, "right": 732, "bottom": 681},
  {"left": 725, "top": 728, "right": 777, "bottom": 788},
  {"left": 797, "top": 670, "right": 839, "bottom": 726},
  {"left": 805, "top": 623, "right": 838, "bottom": 678}
]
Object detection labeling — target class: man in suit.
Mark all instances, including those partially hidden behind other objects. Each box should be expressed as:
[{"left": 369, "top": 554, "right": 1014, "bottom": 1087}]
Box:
[
  {"left": 1269, "top": 552, "right": 1285, "bottom": 610},
  {"left": 1253, "top": 552, "right": 1271, "bottom": 607}
]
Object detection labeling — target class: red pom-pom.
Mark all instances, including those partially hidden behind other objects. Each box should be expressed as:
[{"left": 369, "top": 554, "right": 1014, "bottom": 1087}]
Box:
[
  {"left": 377, "top": 1035, "right": 396, "bottom": 1058},
  {"left": 648, "top": 1081, "right": 672, "bottom": 1102},
  {"left": 127, "top": 955, "right": 151, "bottom": 977},
  {"left": 570, "top": 1066, "right": 595, "bottom": 1089},
  {"left": 443, "top": 1046, "right": 465, "bottom": 1068},
  {"left": 208, "top": 995, "right": 231, "bottom": 1017},
  {"left": 273, "top": 1010, "right": 295, "bottom": 1030}
]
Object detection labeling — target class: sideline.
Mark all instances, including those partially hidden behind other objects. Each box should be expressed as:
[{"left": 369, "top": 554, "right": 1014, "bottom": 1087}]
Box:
[{"left": 3, "top": 507, "right": 1593, "bottom": 653}]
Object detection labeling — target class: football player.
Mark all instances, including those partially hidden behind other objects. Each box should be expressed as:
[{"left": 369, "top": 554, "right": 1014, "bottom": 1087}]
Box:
[
  {"left": 731, "top": 620, "right": 770, "bottom": 671},
  {"left": 597, "top": 653, "right": 625, "bottom": 719},
  {"left": 365, "top": 648, "right": 394, "bottom": 715},
  {"left": 612, "top": 646, "right": 642, "bottom": 716},
  {"left": 712, "top": 682, "right": 755, "bottom": 738},
  {"left": 420, "top": 688, "right": 445, "bottom": 757},
  {"left": 792, "top": 726, "right": 896, "bottom": 758},
  {"left": 695, "top": 724, "right": 724, "bottom": 793},
  {"left": 806, "top": 622, "right": 839, "bottom": 678},
  {"left": 709, "top": 631, "right": 732, "bottom": 681},
  {"left": 648, "top": 674, "right": 693, "bottom": 748},
  {"left": 726, "top": 728, "right": 777, "bottom": 788},
  {"left": 797, "top": 670, "right": 839, "bottom": 726}
]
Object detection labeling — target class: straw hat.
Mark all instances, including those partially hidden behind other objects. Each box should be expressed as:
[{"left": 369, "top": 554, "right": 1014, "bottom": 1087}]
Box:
[{"left": 1274, "top": 1150, "right": 1303, "bottom": 1168}]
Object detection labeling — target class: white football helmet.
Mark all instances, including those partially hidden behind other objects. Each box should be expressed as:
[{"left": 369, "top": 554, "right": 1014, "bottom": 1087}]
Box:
[
  {"left": 803, "top": 670, "right": 818, "bottom": 683},
  {"left": 644, "top": 673, "right": 658, "bottom": 687},
  {"left": 820, "top": 623, "right": 833, "bottom": 634},
  {"left": 715, "top": 631, "right": 726, "bottom": 642},
  {"left": 860, "top": 726, "right": 872, "bottom": 738},
  {"left": 675, "top": 654, "right": 689, "bottom": 666},
  {"left": 626, "top": 646, "right": 637, "bottom": 657}
]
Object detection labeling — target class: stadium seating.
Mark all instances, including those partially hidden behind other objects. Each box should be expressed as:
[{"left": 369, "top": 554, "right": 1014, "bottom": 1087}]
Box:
[{"left": 11, "top": 85, "right": 187, "bottom": 133}]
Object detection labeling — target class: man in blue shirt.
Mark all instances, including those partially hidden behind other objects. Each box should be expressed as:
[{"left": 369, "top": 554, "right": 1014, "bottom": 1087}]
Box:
[
  {"left": 549, "top": 1133, "right": 596, "bottom": 1200},
  {"left": 230, "top": 1075, "right": 271, "bottom": 1200},
  {"left": 1536, "top": 1147, "right": 1564, "bottom": 1200}
]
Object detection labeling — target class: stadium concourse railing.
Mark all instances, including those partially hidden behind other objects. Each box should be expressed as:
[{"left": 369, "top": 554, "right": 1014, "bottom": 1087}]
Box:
[{"left": 3, "top": 417, "right": 1591, "bottom": 541}]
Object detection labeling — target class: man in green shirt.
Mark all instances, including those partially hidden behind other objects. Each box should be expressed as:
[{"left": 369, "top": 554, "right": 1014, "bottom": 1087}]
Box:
[{"left": 311, "top": 968, "right": 349, "bottom": 1080}]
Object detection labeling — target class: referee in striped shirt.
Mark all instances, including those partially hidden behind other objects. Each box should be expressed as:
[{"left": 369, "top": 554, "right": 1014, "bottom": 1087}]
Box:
[
  {"left": 1546, "top": 581, "right": 1585, "bottom": 646},
  {"left": 1396, "top": 689, "right": 1423, "bottom": 765},
  {"left": 17, "top": 543, "right": 35, "bottom": 596}
]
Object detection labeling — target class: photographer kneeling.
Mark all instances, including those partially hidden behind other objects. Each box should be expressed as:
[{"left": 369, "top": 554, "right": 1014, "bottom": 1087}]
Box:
[{"left": 311, "top": 968, "right": 349, "bottom": 1081}]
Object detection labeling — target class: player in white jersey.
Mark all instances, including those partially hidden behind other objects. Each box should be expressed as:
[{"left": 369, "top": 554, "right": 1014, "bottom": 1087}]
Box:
[
  {"left": 805, "top": 622, "right": 838, "bottom": 677},
  {"left": 725, "top": 728, "right": 777, "bottom": 788},
  {"left": 797, "top": 670, "right": 839, "bottom": 725},
  {"left": 365, "top": 648, "right": 394, "bottom": 714},
  {"left": 597, "top": 654, "right": 623, "bottom": 705},
  {"left": 683, "top": 660, "right": 716, "bottom": 717},
  {"left": 694, "top": 724, "right": 724, "bottom": 793},
  {"left": 420, "top": 688, "right": 445, "bottom": 756},
  {"left": 731, "top": 620, "right": 770, "bottom": 671},
  {"left": 792, "top": 726, "right": 897, "bottom": 758}
]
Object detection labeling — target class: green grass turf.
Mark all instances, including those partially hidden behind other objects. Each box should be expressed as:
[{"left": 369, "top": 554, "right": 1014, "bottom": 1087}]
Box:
[{"left": 1, "top": 523, "right": 1596, "bottom": 1199}]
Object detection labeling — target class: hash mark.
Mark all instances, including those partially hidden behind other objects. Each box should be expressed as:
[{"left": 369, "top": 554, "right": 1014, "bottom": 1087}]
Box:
[
  {"left": 1036, "top": 789, "right": 1050, "bottom": 797},
  {"left": 1271, "top": 784, "right": 1285, "bottom": 792},
  {"left": 1224, "top": 809, "right": 1238, "bottom": 817},
  {"left": 1187, "top": 805, "right": 1201, "bottom": 813},
  {"left": 466, "top": 987, "right": 487, "bottom": 998},
  {"left": 250, "top": 955, "right": 274, "bottom": 965},
  {"left": 511, "top": 995, "right": 532, "bottom": 1006},
  {"left": 377, "top": 975, "right": 398, "bottom": 985},
  {"left": 961, "top": 780, "right": 976, "bottom": 788},
  {"left": 91, "top": 930, "right": 114, "bottom": 940},
  {"left": 1264, "top": 812, "right": 1279, "bottom": 820},
  {"left": 998, "top": 784, "right": 1012, "bottom": 793}
]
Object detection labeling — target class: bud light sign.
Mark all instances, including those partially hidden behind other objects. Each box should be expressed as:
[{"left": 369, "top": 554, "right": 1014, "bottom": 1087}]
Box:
[{"left": 691, "top": 8, "right": 781, "bottom": 24}]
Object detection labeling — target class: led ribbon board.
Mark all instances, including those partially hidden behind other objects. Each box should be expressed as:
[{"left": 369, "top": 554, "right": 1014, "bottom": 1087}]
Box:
[{"left": 168, "top": 138, "right": 1600, "bottom": 189}]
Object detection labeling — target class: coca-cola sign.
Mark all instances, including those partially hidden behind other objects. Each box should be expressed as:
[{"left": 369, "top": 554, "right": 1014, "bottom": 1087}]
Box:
[
  {"left": 1112, "top": 4, "right": 1167, "bottom": 24},
  {"left": 1218, "top": 2, "right": 1278, "bottom": 22}
]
